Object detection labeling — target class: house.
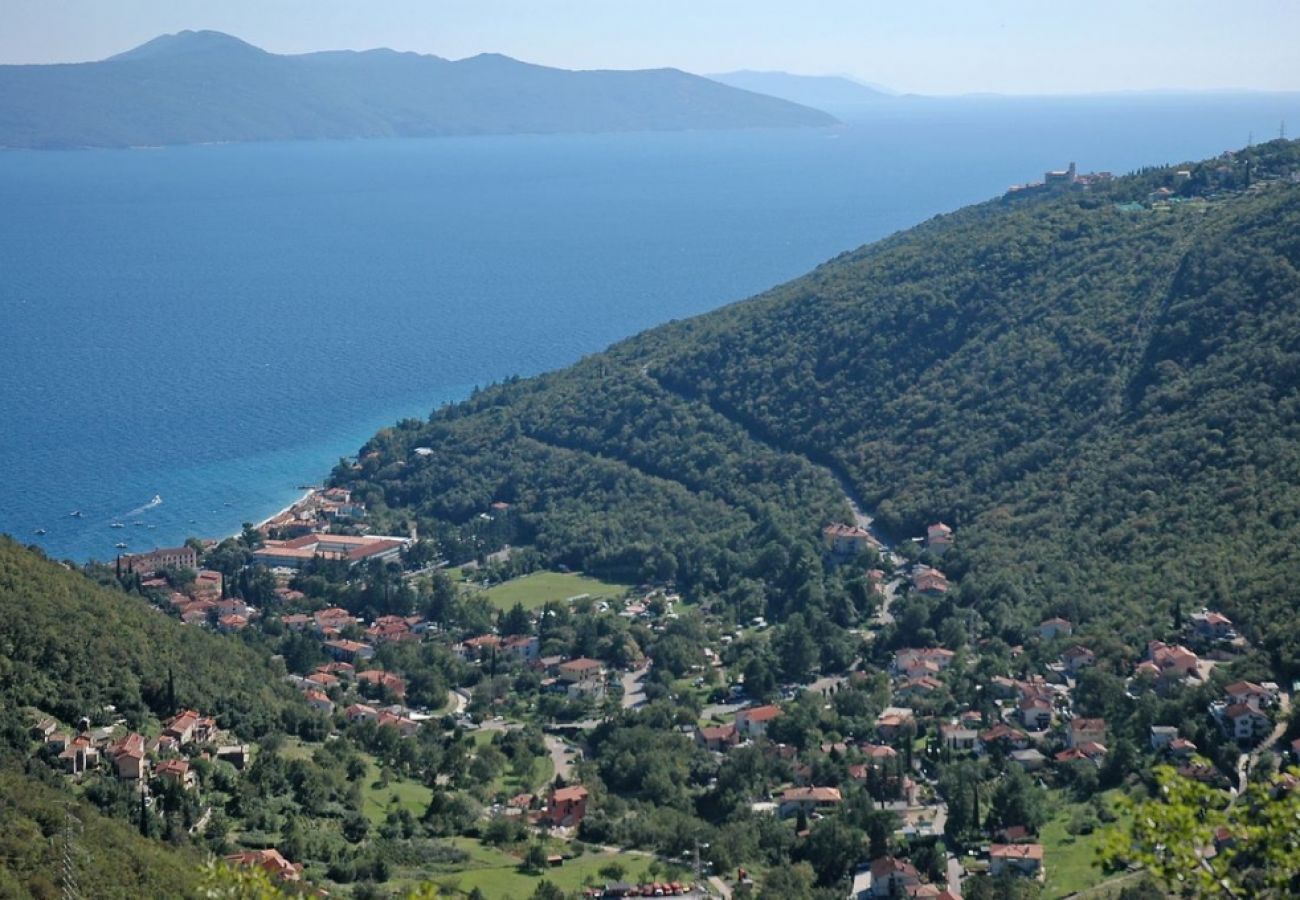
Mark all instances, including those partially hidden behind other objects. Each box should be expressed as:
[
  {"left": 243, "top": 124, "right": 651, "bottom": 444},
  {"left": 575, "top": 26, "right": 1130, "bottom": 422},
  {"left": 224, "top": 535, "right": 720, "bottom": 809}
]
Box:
[
  {"left": 1224, "top": 704, "right": 1270, "bottom": 742},
  {"left": 457, "top": 634, "right": 503, "bottom": 661},
  {"left": 323, "top": 639, "right": 375, "bottom": 663},
  {"left": 1011, "top": 748, "right": 1048, "bottom": 771},
  {"left": 313, "top": 607, "right": 357, "bottom": 632},
  {"left": 736, "top": 705, "right": 783, "bottom": 739},
  {"left": 823, "top": 523, "right": 874, "bottom": 559},
  {"left": 304, "top": 689, "right": 335, "bottom": 715},
  {"left": 1224, "top": 681, "right": 1271, "bottom": 711},
  {"left": 1150, "top": 725, "right": 1179, "bottom": 751},
  {"left": 1068, "top": 718, "right": 1106, "bottom": 749},
  {"left": 989, "top": 843, "right": 1045, "bottom": 879},
  {"left": 59, "top": 736, "right": 99, "bottom": 774},
  {"left": 893, "top": 647, "right": 955, "bottom": 675},
  {"left": 502, "top": 634, "right": 540, "bottom": 662},
  {"left": 376, "top": 711, "right": 420, "bottom": 738},
  {"left": 305, "top": 671, "right": 340, "bottom": 690},
  {"left": 875, "top": 707, "right": 916, "bottom": 741},
  {"left": 356, "top": 669, "right": 406, "bottom": 700},
  {"left": 1037, "top": 617, "right": 1073, "bottom": 641},
  {"left": 912, "top": 567, "right": 950, "bottom": 596},
  {"left": 1169, "top": 737, "right": 1198, "bottom": 759},
  {"left": 224, "top": 849, "right": 303, "bottom": 883},
  {"left": 544, "top": 785, "right": 589, "bottom": 827},
  {"left": 108, "top": 733, "right": 147, "bottom": 780},
  {"left": 777, "top": 786, "right": 842, "bottom": 818},
  {"left": 1060, "top": 645, "right": 1096, "bottom": 675},
  {"left": 280, "top": 613, "right": 312, "bottom": 631},
  {"left": 940, "top": 723, "right": 979, "bottom": 752},
  {"left": 860, "top": 742, "right": 899, "bottom": 762},
  {"left": 155, "top": 758, "right": 196, "bottom": 790},
  {"left": 29, "top": 717, "right": 58, "bottom": 741},
  {"left": 978, "top": 724, "right": 1030, "bottom": 754},
  {"left": 217, "top": 613, "right": 249, "bottom": 633},
  {"left": 926, "top": 522, "right": 954, "bottom": 555},
  {"left": 696, "top": 724, "right": 740, "bottom": 752},
  {"left": 1191, "top": 610, "right": 1234, "bottom": 640},
  {"left": 117, "top": 545, "right": 198, "bottom": 576},
  {"left": 163, "top": 709, "right": 215, "bottom": 746},
  {"left": 558, "top": 657, "right": 604, "bottom": 684},
  {"left": 1018, "top": 697, "right": 1052, "bottom": 731},
  {"left": 898, "top": 676, "right": 945, "bottom": 699},
  {"left": 867, "top": 856, "right": 922, "bottom": 898},
  {"left": 345, "top": 703, "right": 379, "bottom": 724},
  {"left": 1147, "top": 641, "right": 1199, "bottom": 679}
]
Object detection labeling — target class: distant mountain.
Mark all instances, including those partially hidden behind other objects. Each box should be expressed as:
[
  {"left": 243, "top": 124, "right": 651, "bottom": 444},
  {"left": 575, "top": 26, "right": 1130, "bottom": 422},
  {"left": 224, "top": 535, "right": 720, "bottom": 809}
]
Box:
[
  {"left": 0, "top": 30, "right": 837, "bottom": 149},
  {"left": 707, "top": 70, "right": 892, "bottom": 112}
]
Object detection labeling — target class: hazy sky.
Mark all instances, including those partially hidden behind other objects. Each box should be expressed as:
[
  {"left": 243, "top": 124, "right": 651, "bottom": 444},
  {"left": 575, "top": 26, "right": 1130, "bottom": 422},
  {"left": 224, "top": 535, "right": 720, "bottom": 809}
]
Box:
[{"left": 4, "top": 0, "right": 1298, "bottom": 95}]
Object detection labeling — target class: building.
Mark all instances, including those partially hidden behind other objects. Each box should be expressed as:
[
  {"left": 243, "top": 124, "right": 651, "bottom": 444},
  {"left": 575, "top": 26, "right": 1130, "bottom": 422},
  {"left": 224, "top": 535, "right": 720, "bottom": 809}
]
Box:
[
  {"left": 558, "top": 657, "right": 605, "bottom": 685},
  {"left": 346, "top": 703, "right": 379, "bottom": 724},
  {"left": 1037, "top": 617, "right": 1073, "bottom": 641},
  {"left": 108, "top": 732, "right": 147, "bottom": 780},
  {"left": 1224, "top": 681, "right": 1271, "bottom": 712},
  {"left": 356, "top": 669, "right": 406, "bottom": 700},
  {"left": 117, "top": 545, "right": 198, "bottom": 576},
  {"left": 1191, "top": 610, "right": 1235, "bottom": 640},
  {"left": 323, "top": 639, "right": 375, "bottom": 663},
  {"left": 303, "top": 689, "right": 335, "bottom": 715},
  {"left": 1044, "top": 162, "right": 1077, "bottom": 185},
  {"left": 696, "top": 724, "right": 740, "bottom": 752},
  {"left": 155, "top": 758, "right": 196, "bottom": 790},
  {"left": 1150, "top": 725, "right": 1179, "bottom": 751},
  {"left": 224, "top": 849, "right": 303, "bottom": 883},
  {"left": 251, "top": 533, "right": 410, "bottom": 570},
  {"left": 867, "top": 856, "right": 922, "bottom": 898},
  {"left": 893, "top": 647, "right": 955, "bottom": 675},
  {"left": 1224, "top": 704, "right": 1270, "bottom": 742},
  {"left": 1060, "top": 645, "right": 1097, "bottom": 675},
  {"left": 823, "top": 523, "right": 874, "bottom": 559},
  {"left": 1018, "top": 697, "right": 1052, "bottom": 731},
  {"left": 876, "top": 707, "right": 916, "bottom": 741},
  {"left": 925, "top": 522, "right": 954, "bottom": 555},
  {"left": 1147, "top": 641, "right": 1200, "bottom": 679},
  {"left": 777, "top": 786, "right": 842, "bottom": 818},
  {"left": 1068, "top": 718, "right": 1106, "bottom": 749},
  {"left": 544, "top": 785, "right": 589, "bottom": 827},
  {"left": 912, "top": 567, "right": 950, "bottom": 596},
  {"left": 989, "top": 843, "right": 1045, "bottom": 879},
  {"left": 940, "top": 723, "right": 978, "bottom": 752},
  {"left": 736, "top": 704, "right": 783, "bottom": 739}
]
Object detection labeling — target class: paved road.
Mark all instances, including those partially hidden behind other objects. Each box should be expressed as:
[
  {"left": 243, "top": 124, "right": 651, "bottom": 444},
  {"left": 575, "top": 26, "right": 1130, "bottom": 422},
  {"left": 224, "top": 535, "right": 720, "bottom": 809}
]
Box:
[
  {"left": 707, "top": 875, "right": 732, "bottom": 898},
  {"left": 621, "top": 665, "right": 649, "bottom": 709},
  {"left": 447, "top": 687, "right": 469, "bottom": 716},
  {"left": 545, "top": 734, "right": 577, "bottom": 781},
  {"left": 700, "top": 700, "right": 748, "bottom": 723},
  {"left": 875, "top": 577, "right": 902, "bottom": 626}
]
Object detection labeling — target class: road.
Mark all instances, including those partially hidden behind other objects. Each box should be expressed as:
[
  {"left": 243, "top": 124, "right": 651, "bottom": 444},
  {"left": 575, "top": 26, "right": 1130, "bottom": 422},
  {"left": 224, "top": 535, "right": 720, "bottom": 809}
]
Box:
[
  {"left": 621, "top": 664, "right": 649, "bottom": 709},
  {"left": 708, "top": 875, "right": 733, "bottom": 898},
  {"left": 700, "top": 699, "right": 748, "bottom": 723},
  {"left": 545, "top": 734, "right": 577, "bottom": 781},
  {"left": 447, "top": 687, "right": 469, "bottom": 716},
  {"left": 875, "top": 576, "right": 901, "bottom": 626}
]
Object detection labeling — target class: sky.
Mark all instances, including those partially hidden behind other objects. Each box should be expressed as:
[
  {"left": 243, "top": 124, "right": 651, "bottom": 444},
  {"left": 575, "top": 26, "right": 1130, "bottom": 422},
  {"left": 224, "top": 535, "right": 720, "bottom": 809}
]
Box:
[{"left": 4, "top": 0, "right": 1299, "bottom": 95}]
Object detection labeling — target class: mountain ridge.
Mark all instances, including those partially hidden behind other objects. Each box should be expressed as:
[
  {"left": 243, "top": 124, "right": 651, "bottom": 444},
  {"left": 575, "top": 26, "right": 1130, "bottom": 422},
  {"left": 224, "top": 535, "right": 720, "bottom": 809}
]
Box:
[{"left": 0, "top": 31, "right": 837, "bottom": 149}]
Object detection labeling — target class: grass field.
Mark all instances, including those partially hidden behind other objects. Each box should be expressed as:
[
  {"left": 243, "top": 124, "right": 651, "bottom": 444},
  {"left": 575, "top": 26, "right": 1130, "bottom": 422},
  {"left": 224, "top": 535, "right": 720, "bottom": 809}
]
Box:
[
  {"left": 1041, "top": 789, "right": 1132, "bottom": 899},
  {"left": 279, "top": 738, "right": 433, "bottom": 826},
  {"left": 424, "top": 837, "right": 658, "bottom": 898},
  {"left": 479, "top": 571, "right": 632, "bottom": 610}
]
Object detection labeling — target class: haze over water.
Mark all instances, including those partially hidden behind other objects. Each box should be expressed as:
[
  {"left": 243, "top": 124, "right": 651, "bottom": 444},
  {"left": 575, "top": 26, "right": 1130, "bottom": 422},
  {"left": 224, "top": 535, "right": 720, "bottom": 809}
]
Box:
[{"left": 4, "top": 92, "right": 1298, "bottom": 561}]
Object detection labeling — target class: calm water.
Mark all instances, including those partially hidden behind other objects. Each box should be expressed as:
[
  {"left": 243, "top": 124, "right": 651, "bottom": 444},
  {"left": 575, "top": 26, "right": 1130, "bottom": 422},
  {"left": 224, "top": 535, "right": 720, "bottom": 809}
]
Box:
[{"left": 3, "top": 93, "right": 1298, "bottom": 561}]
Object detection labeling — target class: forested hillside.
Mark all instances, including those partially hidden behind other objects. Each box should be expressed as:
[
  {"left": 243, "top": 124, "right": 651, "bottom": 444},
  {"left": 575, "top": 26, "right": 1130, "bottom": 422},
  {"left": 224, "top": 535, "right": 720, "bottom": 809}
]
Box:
[
  {"left": 339, "top": 140, "right": 1300, "bottom": 669},
  {"left": 0, "top": 538, "right": 300, "bottom": 736}
]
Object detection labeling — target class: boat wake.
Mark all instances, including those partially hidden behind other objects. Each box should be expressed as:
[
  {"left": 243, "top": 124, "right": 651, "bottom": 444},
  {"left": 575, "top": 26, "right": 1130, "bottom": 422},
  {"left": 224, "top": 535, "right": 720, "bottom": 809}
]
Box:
[{"left": 124, "top": 494, "right": 163, "bottom": 517}]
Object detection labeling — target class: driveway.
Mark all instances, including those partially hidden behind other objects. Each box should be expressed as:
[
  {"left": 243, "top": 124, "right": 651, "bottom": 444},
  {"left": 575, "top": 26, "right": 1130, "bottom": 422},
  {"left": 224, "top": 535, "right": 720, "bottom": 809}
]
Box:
[{"left": 621, "top": 664, "right": 649, "bottom": 709}]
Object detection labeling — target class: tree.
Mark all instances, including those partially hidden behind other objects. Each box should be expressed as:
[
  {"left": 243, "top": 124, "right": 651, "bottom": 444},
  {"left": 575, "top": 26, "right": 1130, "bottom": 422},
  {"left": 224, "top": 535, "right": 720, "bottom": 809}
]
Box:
[
  {"left": 500, "top": 602, "right": 533, "bottom": 637},
  {"left": 342, "top": 811, "right": 369, "bottom": 843},
  {"left": 989, "top": 766, "right": 1048, "bottom": 833},
  {"left": 759, "top": 862, "right": 815, "bottom": 900},
  {"left": 1101, "top": 766, "right": 1300, "bottom": 897},
  {"left": 800, "top": 817, "right": 864, "bottom": 886},
  {"left": 523, "top": 842, "right": 550, "bottom": 874}
]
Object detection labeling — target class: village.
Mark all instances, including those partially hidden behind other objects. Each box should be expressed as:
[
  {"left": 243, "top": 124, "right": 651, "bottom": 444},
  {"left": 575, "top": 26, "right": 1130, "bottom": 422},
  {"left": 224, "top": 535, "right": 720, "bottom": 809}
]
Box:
[{"left": 21, "top": 485, "right": 1299, "bottom": 900}]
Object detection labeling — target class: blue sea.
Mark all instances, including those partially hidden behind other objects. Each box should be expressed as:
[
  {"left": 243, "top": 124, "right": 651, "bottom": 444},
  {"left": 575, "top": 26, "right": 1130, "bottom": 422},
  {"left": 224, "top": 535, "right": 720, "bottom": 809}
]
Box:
[{"left": 3, "top": 92, "right": 1298, "bottom": 562}]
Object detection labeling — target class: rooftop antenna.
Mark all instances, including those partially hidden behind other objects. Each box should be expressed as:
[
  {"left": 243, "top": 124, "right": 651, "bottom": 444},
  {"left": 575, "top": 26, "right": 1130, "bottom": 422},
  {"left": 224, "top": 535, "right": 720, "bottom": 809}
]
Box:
[{"left": 1247, "top": 130, "right": 1254, "bottom": 147}]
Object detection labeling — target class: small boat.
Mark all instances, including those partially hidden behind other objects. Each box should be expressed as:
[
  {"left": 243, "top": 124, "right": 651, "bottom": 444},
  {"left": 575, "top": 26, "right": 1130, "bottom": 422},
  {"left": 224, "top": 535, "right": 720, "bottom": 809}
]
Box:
[
  {"left": 115, "top": 542, "right": 128, "bottom": 549},
  {"left": 111, "top": 522, "right": 125, "bottom": 529},
  {"left": 150, "top": 494, "right": 162, "bottom": 505},
  {"left": 69, "top": 510, "right": 83, "bottom": 518},
  {"left": 34, "top": 528, "right": 47, "bottom": 536},
  {"left": 133, "top": 522, "right": 146, "bottom": 527}
]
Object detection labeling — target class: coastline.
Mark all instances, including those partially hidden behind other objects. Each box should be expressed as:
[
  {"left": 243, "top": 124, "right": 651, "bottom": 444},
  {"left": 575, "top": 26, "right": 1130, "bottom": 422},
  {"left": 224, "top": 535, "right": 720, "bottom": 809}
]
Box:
[{"left": 255, "top": 488, "right": 319, "bottom": 530}]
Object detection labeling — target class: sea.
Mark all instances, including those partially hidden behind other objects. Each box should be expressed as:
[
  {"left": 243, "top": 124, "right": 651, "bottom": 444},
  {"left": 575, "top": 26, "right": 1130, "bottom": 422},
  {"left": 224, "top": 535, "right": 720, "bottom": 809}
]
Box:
[{"left": 3, "top": 92, "right": 1298, "bottom": 562}]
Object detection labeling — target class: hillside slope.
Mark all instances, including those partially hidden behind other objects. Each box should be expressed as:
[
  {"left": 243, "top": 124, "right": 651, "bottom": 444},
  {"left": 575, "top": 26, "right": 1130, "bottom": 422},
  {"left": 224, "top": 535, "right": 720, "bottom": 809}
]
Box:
[
  {"left": 0, "top": 537, "right": 300, "bottom": 737},
  {"left": 337, "top": 141, "right": 1300, "bottom": 667},
  {"left": 0, "top": 30, "right": 836, "bottom": 149}
]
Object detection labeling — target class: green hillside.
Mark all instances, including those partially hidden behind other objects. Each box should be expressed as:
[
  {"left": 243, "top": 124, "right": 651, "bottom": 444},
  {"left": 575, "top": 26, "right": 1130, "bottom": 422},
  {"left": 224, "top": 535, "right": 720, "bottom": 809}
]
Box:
[
  {"left": 338, "top": 140, "right": 1300, "bottom": 667},
  {"left": 0, "top": 537, "right": 299, "bottom": 736}
]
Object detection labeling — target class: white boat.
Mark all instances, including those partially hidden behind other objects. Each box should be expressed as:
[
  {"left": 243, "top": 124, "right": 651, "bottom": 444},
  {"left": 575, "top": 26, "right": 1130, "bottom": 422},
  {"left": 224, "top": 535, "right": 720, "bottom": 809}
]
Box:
[
  {"left": 111, "top": 522, "right": 125, "bottom": 528},
  {"left": 34, "top": 528, "right": 47, "bottom": 535},
  {"left": 115, "top": 542, "right": 128, "bottom": 549},
  {"left": 69, "top": 510, "right": 83, "bottom": 518}
]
